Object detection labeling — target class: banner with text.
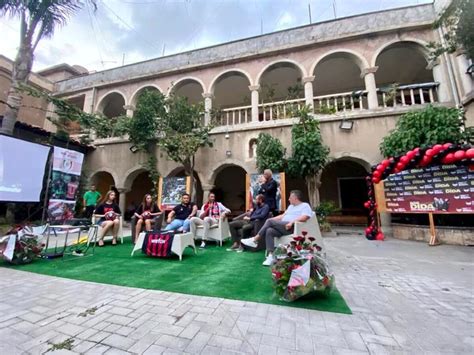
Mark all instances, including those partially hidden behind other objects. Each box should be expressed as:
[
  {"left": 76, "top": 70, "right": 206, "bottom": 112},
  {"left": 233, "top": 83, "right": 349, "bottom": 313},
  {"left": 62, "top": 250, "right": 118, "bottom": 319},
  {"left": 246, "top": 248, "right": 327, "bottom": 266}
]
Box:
[
  {"left": 379, "top": 165, "right": 473, "bottom": 214},
  {"left": 48, "top": 147, "right": 84, "bottom": 221}
]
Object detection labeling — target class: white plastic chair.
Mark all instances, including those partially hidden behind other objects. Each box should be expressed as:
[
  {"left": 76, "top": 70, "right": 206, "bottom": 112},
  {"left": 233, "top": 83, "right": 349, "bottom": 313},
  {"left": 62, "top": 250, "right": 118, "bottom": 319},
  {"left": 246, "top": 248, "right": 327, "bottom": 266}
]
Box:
[
  {"left": 276, "top": 212, "right": 326, "bottom": 257},
  {"left": 194, "top": 215, "right": 231, "bottom": 246},
  {"left": 90, "top": 214, "right": 124, "bottom": 245}
]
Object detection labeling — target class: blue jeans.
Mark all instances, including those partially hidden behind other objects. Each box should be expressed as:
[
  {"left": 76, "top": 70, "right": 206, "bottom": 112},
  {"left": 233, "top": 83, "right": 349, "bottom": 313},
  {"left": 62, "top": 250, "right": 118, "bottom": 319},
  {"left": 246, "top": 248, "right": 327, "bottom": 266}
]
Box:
[{"left": 164, "top": 219, "right": 190, "bottom": 232}]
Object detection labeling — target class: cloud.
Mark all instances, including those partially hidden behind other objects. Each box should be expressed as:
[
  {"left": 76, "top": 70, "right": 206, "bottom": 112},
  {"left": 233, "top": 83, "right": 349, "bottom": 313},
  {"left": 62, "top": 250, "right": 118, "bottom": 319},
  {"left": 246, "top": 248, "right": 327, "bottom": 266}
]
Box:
[{"left": 0, "top": 0, "right": 432, "bottom": 73}]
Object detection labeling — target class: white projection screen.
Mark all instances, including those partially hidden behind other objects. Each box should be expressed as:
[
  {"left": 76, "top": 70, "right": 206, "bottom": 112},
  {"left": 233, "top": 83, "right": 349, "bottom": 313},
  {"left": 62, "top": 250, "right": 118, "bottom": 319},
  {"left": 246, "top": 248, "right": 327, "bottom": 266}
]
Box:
[{"left": 0, "top": 135, "right": 51, "bottom": 202}]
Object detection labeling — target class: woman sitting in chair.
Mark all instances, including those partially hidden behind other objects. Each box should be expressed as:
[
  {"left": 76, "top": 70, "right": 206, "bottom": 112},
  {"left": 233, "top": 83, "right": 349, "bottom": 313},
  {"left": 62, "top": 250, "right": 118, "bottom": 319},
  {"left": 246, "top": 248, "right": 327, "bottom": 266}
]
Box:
[
  {"left": 95, "top": 190, "right": 121, "bottom": 246},
  {"left": 134, "top": 194, "right": 161, "bottom": 239}
]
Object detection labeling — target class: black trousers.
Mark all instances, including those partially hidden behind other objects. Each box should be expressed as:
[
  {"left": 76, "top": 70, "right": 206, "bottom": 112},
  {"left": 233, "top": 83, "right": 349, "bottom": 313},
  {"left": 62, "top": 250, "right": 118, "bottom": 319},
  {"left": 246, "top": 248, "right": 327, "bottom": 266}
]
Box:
[{"left": 229, "top": 220, "right": 254, "bottom": 242}]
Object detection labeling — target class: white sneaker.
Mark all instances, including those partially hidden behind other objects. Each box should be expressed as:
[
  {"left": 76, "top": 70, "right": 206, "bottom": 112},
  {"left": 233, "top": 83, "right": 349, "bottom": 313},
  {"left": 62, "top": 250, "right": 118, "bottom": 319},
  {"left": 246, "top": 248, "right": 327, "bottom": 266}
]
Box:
[
  {"left": 241, "top": 238, "right": 257, "bottom": 248},
  {"left": 262, "top": 254, "right": 274, "bottom": 266},
  {"left": 199, "top": 241, "right": 206, "bottom": 248}
]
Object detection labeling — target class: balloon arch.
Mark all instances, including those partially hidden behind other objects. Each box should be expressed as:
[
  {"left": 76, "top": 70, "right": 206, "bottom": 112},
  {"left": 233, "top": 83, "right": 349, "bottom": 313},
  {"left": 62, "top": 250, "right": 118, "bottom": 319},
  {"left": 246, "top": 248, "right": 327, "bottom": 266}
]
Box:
[{"left": 364, "top": 143, "right": 474, "bottom": 240}]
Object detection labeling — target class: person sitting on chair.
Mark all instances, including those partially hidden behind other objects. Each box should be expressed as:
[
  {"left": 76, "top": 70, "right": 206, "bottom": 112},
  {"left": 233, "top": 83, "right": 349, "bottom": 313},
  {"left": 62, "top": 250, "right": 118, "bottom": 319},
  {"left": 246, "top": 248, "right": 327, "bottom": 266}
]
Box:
[
  {"left": 94, "top": 190, "right": 121, "bottom": 247},
  {"left": 164, "top": 193, "right": 197, "bottom": 233},
  {"left": 134, "top": 194, "right": 161, "bottom": 240},
  {"left": 228, "top": 194, "right": 269, "bottom": 252},
  {"left": 190, "top": 192, "right": 230, "bottom": 248},
  {"left": 241, "top": 190, "right": 312, "bottom": 266}
]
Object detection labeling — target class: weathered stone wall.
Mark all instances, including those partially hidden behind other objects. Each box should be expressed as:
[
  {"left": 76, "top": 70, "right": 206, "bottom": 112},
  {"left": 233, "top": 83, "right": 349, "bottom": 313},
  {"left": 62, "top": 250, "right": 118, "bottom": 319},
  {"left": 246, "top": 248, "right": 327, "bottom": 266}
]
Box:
[{"left": 392, "top": 223, "right": 474, "bottom": 246}]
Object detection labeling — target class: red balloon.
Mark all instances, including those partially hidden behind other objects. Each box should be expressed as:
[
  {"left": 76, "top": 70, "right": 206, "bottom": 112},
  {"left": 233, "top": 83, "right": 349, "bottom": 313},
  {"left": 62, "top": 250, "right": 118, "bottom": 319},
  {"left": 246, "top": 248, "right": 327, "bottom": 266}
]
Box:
[
  {"left": 400, "top": 156, "right": 409, "bottom": 164},
  {"left": 396, "top": 162, "right": 404, "bottom": 170},
  {"left": 364, "top": 201, "right": 370, "bottom": 209},
  {"left": 425, "top": 149, "right": 435, "bottom": 157},
  {"left": 373, "top": 170, "right": 381, "bottom": 178},
  {"left": 376, "top": 232, "right": 385, "bottom": 241},
  {"left": 466, "top": 148, "right": 474, "bottom": 159},
  {"left": 407, "top": 151, "right": 416, "bottom": 159},
  {"left": 454, "top": 150, "right": 466, "bottom": 161},
  {"left": 376, "top": 164, "right": 384, "bottom": 172},
  {"left": 420, "top": 156, "right": 431, "bottom": 167},
  {"left": 381, "top": 159, "right": 390, "bottom": 167},
  {"left": 413, "top": 147, "right": 420, "bottom": 153},
  {"left": 372, "top": 177, "right": 380, "bottom": 184},
  {"left": 433, "top": 144, "right": 443, "bottom": 152},
  {"left": 443, "top": 143, "right": 452, "bottom": 149},
  {"left": 441, "top": 153, "right": 455, "bottom": 164}
]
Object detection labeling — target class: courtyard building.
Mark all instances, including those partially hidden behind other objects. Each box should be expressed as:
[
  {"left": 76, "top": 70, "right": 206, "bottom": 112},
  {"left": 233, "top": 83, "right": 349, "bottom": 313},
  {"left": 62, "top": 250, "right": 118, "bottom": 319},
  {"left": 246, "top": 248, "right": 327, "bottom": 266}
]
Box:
[{"left": 8, "top": 3, "right": 473, "bottom": 223}]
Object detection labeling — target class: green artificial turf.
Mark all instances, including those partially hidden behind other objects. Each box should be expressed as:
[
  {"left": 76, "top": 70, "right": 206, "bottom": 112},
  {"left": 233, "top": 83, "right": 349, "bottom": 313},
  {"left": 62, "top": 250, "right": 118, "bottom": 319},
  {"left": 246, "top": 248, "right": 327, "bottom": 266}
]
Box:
[{"left": 3, "top": 237, "right": 351, "bottom": 314}]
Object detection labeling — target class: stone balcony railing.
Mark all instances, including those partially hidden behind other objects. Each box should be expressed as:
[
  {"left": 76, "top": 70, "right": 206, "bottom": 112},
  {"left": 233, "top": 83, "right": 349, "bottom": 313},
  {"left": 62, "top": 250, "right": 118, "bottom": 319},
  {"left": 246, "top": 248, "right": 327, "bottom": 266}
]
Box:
[{"left": 215, "top": 82, "right": 439, "bottom": 127}]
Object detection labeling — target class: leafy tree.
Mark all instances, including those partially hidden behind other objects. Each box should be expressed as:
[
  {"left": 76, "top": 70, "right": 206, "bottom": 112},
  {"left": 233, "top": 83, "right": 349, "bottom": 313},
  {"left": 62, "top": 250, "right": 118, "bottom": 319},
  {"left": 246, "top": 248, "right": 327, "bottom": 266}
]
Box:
[
  {"left": 287, "top": 107, "right": 330, "bottom": 207},
  {"left": 157, "top": 95, "right": 214, "bottom": 197},
  {"left": 428, "top": 0, "right": 474, "bottom": 61},
  {"left": 255, "top": 133, "right": 286, "bottom": 173},
  {"left": 380, "top": 105, "right": 466, "bottom": 157},
  {"left": 0, "top": 0, "right": 96, "bottom": 135}
]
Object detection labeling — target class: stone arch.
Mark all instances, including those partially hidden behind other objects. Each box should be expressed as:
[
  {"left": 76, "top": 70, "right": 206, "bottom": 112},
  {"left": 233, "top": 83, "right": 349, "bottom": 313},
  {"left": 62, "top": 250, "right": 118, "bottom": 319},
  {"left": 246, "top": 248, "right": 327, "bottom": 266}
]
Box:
[
  {"left": 329, "top": 152, "right": 372, "bottom": 172},
  {"left": 168, "top": 76, "right": 206, "bottom": 96},
  {"left": 371, "top": 39, "right": 431, "bottom": 68},
  {"left": 209, "top": 68, "right": 254, "bottom": 94},
  {"left": 212, "top": 163, "right": 249, "bottom": 212},
  {"left": 130, "top": 85, "right": 163, "bottom": 107},
  {"left": 89, "top": 169, "right": 118, "bottom": 201},
  {"left": 122, "top": 165, "right": 149, "bottom": 191},
  {"left": 256, "top": 59, "right": 307, "bottom": 85},
  {"left": 207, "top": 160, "right": 250, "bottom": 185},
  {"left": 320, "top": 155, "right": 371, "bottom": 217},
  {"left": 311, "top": 50, "right": 368, "bottom": 98},
  {"left": 310, "top": 49, "right": 369, "bottom": 75},
  {"left": 95, "top": 90, "right": 127, "bottom": 118}
]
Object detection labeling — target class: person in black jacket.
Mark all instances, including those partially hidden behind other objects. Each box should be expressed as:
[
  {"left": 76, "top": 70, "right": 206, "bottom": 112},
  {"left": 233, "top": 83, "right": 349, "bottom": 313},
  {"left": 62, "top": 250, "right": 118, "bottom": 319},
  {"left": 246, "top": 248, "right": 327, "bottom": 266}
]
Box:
[
  {"left": 227, "top": 194, "right": 270, "bottom": 252},
  {"left": 258, "top": 169, "right": 279, "bottom": 214}
]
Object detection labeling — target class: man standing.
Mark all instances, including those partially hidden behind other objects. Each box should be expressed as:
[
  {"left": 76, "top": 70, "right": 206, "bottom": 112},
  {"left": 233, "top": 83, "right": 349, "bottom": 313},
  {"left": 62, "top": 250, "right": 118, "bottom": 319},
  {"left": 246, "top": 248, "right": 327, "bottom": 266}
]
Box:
[
  {"left": 164, "top": 193, "right": 198, "bottom": 233},
  {"left": 259, "top": 169, "right": 279, "bottom": 214},
  {"left": 190, "top": 192, "right": 230, "bottom": 248},
  {"left": 228, "top": 194, "right": 269, "bottom": 252},
  {"left": 82, "top": 184, "right": 101, "bottom": 218},
  {"left": 241, "top": 190, "right": 312, "bottom": 266}
]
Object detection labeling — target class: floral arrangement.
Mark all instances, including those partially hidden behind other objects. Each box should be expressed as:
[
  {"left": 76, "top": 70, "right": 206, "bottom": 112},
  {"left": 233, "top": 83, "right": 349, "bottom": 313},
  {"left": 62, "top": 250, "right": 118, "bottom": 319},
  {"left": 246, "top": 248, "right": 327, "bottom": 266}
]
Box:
[
  {"left": 271, "top": 232, "right": 334, "bottom": 302},
  {"left": 0, "top": 225, "right": 45, "bottom": 265}
]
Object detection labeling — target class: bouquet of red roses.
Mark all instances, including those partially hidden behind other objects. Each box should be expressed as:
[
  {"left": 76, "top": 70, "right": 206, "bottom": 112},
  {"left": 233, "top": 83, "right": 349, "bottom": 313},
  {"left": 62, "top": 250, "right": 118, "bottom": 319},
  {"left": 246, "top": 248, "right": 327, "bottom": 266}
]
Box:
[
  {"left": 0, "top": 225, "right": 45, "bottom": 265},
  {"left": 271, "top": 233, "right": 334, "bottom": 302}
]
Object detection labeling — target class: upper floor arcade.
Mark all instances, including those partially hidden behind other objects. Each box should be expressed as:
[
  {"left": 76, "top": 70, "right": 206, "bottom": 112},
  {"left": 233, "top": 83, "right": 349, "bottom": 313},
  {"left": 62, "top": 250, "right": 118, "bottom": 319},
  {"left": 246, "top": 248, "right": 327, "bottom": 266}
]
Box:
[{"left": 55, "top": 3, "right": 473, "bottom": 135}]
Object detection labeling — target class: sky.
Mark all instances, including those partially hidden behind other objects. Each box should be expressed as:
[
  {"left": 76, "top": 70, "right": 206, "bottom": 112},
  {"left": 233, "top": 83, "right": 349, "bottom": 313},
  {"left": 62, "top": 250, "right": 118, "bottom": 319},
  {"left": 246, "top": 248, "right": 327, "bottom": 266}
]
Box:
[{"left": 0, "top": 0, "right": 432, "bottom": 73}]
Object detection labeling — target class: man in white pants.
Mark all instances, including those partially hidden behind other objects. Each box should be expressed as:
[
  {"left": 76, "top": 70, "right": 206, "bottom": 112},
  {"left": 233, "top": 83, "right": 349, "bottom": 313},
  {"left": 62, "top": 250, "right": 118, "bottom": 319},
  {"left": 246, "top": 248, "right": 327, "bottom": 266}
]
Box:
[{"left": 190, "top": 192, "right": 230, "bottom": 248}]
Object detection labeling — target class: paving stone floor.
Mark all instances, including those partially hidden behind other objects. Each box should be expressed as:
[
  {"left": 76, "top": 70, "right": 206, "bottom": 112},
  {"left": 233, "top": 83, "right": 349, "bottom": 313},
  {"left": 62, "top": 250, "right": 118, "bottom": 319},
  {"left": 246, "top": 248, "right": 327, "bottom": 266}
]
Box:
[{"left": 0, "top": 234, "right": 472, "bottom": 354}]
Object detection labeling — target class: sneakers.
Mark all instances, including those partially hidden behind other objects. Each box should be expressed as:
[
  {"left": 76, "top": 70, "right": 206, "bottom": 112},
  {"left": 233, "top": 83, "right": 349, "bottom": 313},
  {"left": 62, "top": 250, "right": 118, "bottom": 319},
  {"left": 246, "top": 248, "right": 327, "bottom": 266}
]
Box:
[
  {"left": 241, "top": 237, "right": 257, "bottom": 248},
  {"left": 236, "top": 246, "right": 244, "bottom": 253},
  {"left": 199, "top": 241, "right": 206, "bottom": 248},
  {"left": 262, "top": 254, "right": 274, "bottom": 266}
]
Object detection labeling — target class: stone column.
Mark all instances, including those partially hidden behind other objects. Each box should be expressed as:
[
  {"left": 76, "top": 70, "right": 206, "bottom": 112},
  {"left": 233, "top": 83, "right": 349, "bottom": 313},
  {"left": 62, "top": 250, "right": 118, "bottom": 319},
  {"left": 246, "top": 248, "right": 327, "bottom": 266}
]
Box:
[
  {"left": 361, "top": 66, "right": 379, "bottom": 109},
  {"left": 116, "top": 188, "right": 130, "bottom": 217},
  {"left": 430, "top": 59, "right": 451, "bottom": 103},
  {"left": 201, "top": 184, "right": 214, "bottom": 202},
  {"left": 454, "top": 50, "right": 473, "bottom": 98},
  {"left": 202, "top": 93, "right": 213, "bottom": 125},
  {"left": 302, "top": 76, "right": 315, "bottom": 108},
  {"left": 248, "top": 85, "right": 260, "bottom": 122},
  {"left": 123, "top": 105, "right": 135, "bottom": 118},
  {"left": 84, "top": 88, "right": 97, "bottom": 141}
]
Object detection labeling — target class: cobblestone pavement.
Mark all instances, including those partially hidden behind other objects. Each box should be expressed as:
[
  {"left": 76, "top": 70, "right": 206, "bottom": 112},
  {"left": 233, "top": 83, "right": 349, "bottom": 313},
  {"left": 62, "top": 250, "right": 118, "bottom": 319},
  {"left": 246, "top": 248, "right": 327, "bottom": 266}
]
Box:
[{"left": 0, "top": 235, "right": 472, "bottom": 354}]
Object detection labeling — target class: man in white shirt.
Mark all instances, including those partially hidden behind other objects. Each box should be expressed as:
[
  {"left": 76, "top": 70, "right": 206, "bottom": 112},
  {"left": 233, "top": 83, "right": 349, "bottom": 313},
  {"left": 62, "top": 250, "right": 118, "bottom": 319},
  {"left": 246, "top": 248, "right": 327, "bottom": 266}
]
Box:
[
  {"left": 241, "top": 190, "right": 312, "bottom": 266},
  {"left": 190, "top": 192, "right": 230, "bottom": 248}
]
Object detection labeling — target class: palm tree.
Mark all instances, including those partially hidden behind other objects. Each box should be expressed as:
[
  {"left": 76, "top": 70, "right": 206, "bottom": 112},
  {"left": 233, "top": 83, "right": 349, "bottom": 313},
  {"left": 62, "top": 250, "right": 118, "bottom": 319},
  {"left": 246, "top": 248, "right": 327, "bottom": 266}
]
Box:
[{"left": 0, "top": 1, "right": 96, "bottom": 135}]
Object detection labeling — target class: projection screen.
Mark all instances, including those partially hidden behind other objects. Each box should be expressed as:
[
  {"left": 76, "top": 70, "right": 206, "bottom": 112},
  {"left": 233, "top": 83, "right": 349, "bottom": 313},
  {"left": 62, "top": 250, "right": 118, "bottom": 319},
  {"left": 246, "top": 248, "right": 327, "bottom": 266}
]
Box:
[{"left": 0, "top": 134, "right": 51, "bottom": 202}]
